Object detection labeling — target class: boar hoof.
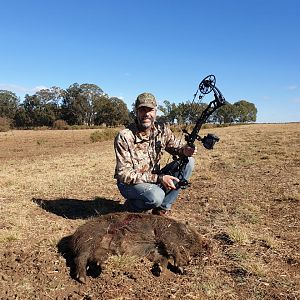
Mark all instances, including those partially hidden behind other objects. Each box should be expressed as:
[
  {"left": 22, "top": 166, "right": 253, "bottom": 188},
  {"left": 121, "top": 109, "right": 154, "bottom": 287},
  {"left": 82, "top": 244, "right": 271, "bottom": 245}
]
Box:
[
  {"left": 78, "top": 275, "right": 86, "bottom": 284},
  {"left": 177, "top": 266, "right": 184, "bottom": 274},
  {"left": 151, "top": 263, "right": 163, "bottom": 277},
  {"left": 169, "top": 264, "right": 185, "bottom": 274}
]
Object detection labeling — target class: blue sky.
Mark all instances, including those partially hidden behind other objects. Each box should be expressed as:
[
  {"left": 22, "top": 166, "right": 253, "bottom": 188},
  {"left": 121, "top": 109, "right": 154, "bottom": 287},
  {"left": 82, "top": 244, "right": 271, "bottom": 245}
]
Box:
[{"left": 0, "top": 0, "right": 299, "bottom": 123}]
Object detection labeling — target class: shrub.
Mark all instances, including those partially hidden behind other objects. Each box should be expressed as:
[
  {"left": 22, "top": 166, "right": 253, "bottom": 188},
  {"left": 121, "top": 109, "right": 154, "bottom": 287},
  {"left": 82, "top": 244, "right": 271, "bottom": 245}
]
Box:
[
  {"left": 53, "top": 119, "right": 69, "bottom": 130},
  {"left": 0, "top": 117, "right": 11, "bottom": 132},
  {"left": 90, "top": 128, "right": 118, "bottom": 143}
]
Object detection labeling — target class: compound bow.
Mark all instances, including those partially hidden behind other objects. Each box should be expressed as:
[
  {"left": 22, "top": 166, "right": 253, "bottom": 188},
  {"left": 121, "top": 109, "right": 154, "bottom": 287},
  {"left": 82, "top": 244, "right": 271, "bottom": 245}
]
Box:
[{"left": 165, "top": 74, "right": 227, "bottom": 189}]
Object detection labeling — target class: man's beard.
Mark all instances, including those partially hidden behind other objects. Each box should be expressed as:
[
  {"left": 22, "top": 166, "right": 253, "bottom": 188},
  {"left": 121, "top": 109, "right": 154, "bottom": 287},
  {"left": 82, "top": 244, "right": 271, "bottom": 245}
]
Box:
[{"left": 136, "top": 116, "right": 155, "bottom": 130}]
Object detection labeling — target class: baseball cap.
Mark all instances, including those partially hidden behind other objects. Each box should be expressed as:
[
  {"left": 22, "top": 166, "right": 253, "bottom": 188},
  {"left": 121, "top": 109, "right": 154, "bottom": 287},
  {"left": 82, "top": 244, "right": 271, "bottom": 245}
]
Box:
[{"left": 135, "top": 92, "right": 157, "bottom": 109}]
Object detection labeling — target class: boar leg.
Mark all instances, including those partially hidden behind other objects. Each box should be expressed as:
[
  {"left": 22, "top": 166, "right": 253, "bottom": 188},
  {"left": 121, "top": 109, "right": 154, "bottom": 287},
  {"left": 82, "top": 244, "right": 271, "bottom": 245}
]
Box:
[
  {"left": 154, "top": 241, "right": 188, "bottom": 275},
  {"left": 151, "top": 255, "right": 170, "bottom": 276},
  {"left": 169, "top": 250, "right": 188, "bottom": 274},
  {"left": 74, "top": 252, "right": 90, "bottom": 283},
  {"left": 146, "top": 245, "right": 170, "bottom": 276}
]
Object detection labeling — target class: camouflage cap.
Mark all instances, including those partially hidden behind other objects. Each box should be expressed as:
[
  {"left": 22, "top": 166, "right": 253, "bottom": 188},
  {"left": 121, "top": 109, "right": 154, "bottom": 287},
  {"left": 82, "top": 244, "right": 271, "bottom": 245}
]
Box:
[{"left": 135, "top": 92, "right": 157, "bottom": 109}]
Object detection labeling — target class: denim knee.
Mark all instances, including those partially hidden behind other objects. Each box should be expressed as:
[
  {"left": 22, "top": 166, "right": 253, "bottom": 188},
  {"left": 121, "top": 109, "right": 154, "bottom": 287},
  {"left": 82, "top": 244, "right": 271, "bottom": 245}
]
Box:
[
  {"left": 142, "top": 185, "right": 165, "bottom": 207},
  {"left": 184, "top": 157, "right": 195, "bottom": 179},
  {"left": 117, "top": 181, "right": 165, "bottom": 211}
]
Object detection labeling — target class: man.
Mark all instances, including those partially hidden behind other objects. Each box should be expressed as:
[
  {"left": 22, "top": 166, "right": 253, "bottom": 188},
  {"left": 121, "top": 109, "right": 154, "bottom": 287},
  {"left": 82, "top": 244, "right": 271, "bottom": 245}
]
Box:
[{"left": 114, "top": 92, "right": 196, "bottom": 215}]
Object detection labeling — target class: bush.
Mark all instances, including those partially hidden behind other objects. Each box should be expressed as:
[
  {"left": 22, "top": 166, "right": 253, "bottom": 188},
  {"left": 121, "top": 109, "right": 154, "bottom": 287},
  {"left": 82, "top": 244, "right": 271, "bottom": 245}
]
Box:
[
  {"left": 53, "top": 119, "right": 69, "bottom": 130},
  {"left": 0, "top": 117, "right": 11, "bottom": 132},
  {"left": 90, "top": 128, "right": 118, "bottom": 143}
]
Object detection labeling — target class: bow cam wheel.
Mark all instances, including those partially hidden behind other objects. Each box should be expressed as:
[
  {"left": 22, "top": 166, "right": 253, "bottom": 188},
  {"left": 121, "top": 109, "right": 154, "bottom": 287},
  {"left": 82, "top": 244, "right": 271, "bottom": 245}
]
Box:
[{"left": 199, "top": 75, "right": 216, "bottom": 94}]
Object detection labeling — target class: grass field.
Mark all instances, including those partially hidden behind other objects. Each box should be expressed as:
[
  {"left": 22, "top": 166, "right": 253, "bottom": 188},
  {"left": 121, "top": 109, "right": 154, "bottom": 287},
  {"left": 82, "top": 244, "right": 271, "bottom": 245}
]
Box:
[{"left": 0, "top": 123, "right": 299, "bottom": 299}]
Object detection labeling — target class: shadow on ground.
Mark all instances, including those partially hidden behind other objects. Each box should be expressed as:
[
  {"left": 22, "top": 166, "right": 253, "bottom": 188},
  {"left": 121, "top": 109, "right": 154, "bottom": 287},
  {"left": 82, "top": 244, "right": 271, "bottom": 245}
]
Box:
[{"left": 32, "top": 197, "right": 125, "bottom": 219}]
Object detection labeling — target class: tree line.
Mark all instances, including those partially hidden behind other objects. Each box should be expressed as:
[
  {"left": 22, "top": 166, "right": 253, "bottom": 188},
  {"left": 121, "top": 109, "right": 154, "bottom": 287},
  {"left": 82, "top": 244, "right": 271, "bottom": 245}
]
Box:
[
  {"left": 0, "top": 83, "right": 132, "bottom": 129},
  {"left": 157, "top": 99, "right": 257, "bottom": 124},
  {"left": 0, "top": 83, "right": 257, "bottom": 129}
]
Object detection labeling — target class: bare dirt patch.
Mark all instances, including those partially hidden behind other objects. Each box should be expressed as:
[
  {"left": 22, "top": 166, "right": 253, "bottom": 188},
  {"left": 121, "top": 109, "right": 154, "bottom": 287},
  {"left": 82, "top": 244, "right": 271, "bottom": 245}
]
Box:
[{"left": 0, "top": 124, "right": 299, "bottom": 299}]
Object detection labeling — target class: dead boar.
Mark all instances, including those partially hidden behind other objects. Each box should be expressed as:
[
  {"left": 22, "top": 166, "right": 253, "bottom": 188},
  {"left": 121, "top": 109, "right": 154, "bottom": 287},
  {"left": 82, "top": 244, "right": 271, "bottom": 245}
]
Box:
[{"left": 69, "top": 212, "right": 211, "bottom": 283}]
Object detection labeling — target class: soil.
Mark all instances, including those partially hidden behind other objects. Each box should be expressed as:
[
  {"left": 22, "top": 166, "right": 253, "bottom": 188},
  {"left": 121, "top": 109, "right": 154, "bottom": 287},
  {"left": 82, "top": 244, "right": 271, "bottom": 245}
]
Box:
[{"left": 0, "top": 124, "right": 299, "bottom": 300}]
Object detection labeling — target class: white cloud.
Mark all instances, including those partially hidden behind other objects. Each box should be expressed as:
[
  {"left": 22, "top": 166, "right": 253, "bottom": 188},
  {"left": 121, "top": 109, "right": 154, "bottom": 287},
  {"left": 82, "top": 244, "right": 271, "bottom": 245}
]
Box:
[
  {"left": 287, "top": 85, "right": 297, "bottom": 91},
  {"left": 0, "top": 83, "right": 48, "bottom": 95}
]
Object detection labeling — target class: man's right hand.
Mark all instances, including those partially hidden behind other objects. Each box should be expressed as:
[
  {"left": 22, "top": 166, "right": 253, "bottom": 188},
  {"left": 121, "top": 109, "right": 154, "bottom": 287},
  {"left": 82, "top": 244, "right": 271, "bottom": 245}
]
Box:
[{"left": 159, "top": 174, "right": 180, "bottom": 190}]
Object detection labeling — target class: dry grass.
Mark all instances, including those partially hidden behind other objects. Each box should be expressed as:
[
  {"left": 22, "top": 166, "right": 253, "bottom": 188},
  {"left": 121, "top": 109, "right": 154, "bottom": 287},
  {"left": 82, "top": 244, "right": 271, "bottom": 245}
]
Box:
[{"left": 0, "top": 123, "right": 299, "bottom": 299}]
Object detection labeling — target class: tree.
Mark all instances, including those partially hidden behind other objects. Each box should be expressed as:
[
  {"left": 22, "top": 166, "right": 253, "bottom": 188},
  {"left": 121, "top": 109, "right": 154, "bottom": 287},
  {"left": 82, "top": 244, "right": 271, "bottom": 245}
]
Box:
[
  {"left": 93, "top": 94, "right": 111, "bottom": 125},
  {"left": 94, "top": 96, "right": 131, "bottom": 126},
  {"left": 158, "top": 100, "right": 207, "bottom": 125},
  {"left": 109, "top": 97, "right": 131, "bottom": 126},
  {"left": 35, "top": 86, "right": 64, "bottom": 123},
  {"left": 178, "top": 101, "right": 207, "bottom": 124},
  {"left": 233, "top": 100, "right": 257, "bottom": 122},
  {"left": 22, "top": 93, "right": 58, "bottom": 127},
  {"left": 13, "top": 87, "right": 64, "bottom": 127},
  {"left": 212, "top": 103, "right": 236, "bottom": 123},
  {"left": 158, "top": 100, "right": 178, "bottom": 124},
  {"left": 14, "top": 105, "right": 30, "bottom": 128},
  {"left": 0, "top": 90, "right": 19, "bottom": 120},
  {"left": 61, "top": 83, "right": 87, "bottom": 125},
  {"left": 35, "top": 86, "right": 64, "bottom": 111},
  {"left": 61, "top": 83, "right": 105, "bottom": 125},
  {"left": 79, "top": 83, "right": 104, "bottom": 126}
]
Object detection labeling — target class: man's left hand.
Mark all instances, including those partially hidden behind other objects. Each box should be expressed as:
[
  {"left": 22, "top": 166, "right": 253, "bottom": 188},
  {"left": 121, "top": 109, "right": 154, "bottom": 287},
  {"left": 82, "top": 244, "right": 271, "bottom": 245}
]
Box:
[{"left": 181, "top": 145, "right": 197, "bottom": 157}]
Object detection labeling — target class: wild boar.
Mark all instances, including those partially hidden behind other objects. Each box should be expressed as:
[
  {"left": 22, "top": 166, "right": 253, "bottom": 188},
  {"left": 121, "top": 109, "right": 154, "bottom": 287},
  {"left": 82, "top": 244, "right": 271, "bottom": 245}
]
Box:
[{"left": 69, "top": 212, "right": 211, "bottom": 283}]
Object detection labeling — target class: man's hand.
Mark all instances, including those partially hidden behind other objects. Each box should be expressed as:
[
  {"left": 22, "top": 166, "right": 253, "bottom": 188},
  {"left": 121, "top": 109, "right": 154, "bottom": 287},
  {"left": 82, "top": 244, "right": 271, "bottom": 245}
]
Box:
[
  {"left": 159, "top": 174, "right": 179, "bottom": 190},
  {"left": 181, "top": 145, "right": 197, "bottom": 157}
]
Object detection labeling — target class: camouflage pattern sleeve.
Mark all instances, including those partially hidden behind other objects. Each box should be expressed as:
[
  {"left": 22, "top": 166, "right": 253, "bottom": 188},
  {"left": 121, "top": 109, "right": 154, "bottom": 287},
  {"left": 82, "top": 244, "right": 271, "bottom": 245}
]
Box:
[
  {"left": 163, "top": 125, "right": 184, "bottom": 157},
  {"left": 114, "top": 131, "right": 159, "bottom": 184}
]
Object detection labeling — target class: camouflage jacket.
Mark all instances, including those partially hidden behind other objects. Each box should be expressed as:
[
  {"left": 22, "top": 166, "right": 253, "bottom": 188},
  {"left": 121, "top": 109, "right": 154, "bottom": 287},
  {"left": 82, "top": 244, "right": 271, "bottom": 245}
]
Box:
[{"left": 114, "top": 122, "right": 183, "bottom": 184}]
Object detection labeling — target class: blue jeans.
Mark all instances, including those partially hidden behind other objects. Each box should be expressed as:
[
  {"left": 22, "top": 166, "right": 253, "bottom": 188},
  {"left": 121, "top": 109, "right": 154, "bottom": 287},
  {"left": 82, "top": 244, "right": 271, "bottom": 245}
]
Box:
[{"left": 117, "top": 157, "right": 195, "bottom": 212}]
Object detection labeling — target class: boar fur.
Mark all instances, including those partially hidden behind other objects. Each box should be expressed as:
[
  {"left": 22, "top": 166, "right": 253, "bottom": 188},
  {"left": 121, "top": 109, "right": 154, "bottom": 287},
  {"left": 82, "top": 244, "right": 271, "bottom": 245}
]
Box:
[{"left": 69, "top": 212, "right": 210, "bottom": 283}]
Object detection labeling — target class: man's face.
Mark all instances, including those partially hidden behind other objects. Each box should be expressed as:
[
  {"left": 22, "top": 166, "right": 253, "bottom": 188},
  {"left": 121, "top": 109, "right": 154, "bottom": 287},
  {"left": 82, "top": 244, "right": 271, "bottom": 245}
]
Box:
[{"left": 136, "top": 106, "right": 156, "bottom": 130}]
